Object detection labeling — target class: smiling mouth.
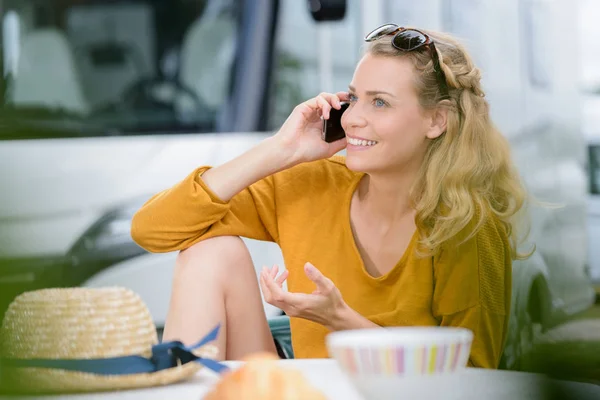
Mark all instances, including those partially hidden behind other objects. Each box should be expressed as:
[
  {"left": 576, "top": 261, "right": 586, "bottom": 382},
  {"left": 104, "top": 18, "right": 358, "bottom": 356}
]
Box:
[{"left": 347, "top": 137, "right": 378, "bottom": 146}]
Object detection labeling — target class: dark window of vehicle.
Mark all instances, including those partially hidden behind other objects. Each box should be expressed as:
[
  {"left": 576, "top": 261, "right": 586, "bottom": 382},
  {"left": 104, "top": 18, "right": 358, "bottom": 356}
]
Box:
[{"left": 0, "top": 0, "right": 241, "bottom": 139}]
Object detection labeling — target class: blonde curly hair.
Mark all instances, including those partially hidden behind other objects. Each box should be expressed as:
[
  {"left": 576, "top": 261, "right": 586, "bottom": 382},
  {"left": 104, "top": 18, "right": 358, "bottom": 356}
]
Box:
[{"left": 366, "top": 29, "right": 531, "bottom": 259}]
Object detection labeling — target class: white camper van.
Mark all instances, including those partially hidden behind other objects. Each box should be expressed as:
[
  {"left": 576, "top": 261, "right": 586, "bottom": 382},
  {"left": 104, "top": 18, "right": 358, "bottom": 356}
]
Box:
[{"left": 0, "top": 0, "right": 594, "bottom": 370}]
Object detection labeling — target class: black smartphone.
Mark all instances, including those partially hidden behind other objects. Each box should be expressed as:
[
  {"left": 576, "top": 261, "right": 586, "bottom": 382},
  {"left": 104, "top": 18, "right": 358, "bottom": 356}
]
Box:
[{"left": 322, "top": 102, "right": 349, "bottom": 143}]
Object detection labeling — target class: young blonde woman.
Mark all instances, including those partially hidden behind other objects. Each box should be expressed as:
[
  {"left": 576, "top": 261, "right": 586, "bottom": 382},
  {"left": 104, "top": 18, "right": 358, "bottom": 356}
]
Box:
[{"left": 131, "top": 24, "right": 529, "bottom": 369}]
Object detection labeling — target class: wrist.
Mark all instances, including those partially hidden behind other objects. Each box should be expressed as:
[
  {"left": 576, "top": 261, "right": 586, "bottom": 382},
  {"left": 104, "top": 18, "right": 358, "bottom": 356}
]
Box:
[
  {"left": 267, "top": 135, "right": 303, "bottom": 169},
  {"left": 326, "top": 302, "right": 353, "bottom": 332},
  {"left": 326, "top": 303, "right": 380, "bottom": 331}
]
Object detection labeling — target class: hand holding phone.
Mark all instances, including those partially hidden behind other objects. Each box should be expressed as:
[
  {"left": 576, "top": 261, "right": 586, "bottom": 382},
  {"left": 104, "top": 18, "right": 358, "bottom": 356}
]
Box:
[
  {"left": 271, "top": 92, "right": 349, "bottom": 166},
  {"left": 322, "top": 103, "right": 349, "bottom": 143}
]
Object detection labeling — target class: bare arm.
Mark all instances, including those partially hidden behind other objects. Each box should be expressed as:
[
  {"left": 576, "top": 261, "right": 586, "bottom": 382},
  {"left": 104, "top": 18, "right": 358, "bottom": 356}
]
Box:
[
  {"left": 200, "top": 136, "right": 298, "bottom": 202},
  {"left": 327, "top": 304, "right": 381, "bottom": 331}
]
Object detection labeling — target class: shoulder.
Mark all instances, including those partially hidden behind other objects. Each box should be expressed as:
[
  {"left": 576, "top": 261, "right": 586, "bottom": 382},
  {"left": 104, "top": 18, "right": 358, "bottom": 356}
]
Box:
[
  {"left": 444, "top": 212, "right": 509, "bottom": 248},
  {"left": 325, "top": 154, "right": 348, "bottom": 167},
  {"left": 438, "top": 214, "right": 511, "bottom": 270},
  {"left": 272, "top": 154, "right": 358, "bottom": 192},
  {"left": 281, "top": 154, "right": 352, "bottom": 178}
]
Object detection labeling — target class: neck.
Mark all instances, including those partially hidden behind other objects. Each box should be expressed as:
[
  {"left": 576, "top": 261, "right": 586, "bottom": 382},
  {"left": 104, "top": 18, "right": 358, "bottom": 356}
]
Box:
[{"left": 357, "top": 169, "right": 418, "bottom": 222}]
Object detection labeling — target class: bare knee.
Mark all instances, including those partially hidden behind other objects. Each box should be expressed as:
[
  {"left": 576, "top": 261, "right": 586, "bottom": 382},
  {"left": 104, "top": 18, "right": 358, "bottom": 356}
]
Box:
[{"left": 175, "top": 236, "right": 253, "bottom": 278}]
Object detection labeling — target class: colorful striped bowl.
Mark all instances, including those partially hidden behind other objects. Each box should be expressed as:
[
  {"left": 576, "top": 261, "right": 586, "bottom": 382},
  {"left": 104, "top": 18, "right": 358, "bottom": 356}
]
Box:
[{"left": 326, "top": 327, "right": 473, "bottom": 399}]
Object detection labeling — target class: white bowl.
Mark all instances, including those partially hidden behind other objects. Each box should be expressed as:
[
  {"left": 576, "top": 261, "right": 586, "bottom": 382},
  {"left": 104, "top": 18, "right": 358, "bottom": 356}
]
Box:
[{"left": 326, "top": 327, "right": 474, "bottom": 400}]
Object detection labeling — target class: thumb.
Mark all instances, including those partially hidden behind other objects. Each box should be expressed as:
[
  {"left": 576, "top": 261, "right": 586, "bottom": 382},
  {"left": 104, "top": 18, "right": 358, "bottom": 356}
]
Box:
[
  {"left": 328, "top": 137, "right": 347, "bottom": 155},
  {"left": 304, "top": 262, "right": 331, "bottom": 292}
]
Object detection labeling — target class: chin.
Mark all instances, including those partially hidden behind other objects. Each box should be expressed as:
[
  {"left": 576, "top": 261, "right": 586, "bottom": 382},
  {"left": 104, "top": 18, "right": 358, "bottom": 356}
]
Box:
[
  {"left": 345, "top": 151, "right": 404, "bottom": 175},
  {"left": 344, "top": 152, "right": 379, "bottom": 173}
]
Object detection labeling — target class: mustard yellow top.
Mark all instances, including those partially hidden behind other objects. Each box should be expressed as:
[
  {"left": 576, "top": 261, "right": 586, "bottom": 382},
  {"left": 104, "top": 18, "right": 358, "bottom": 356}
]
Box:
[{"left": 131, "top": 156, "right": 511, "bottom": 368}]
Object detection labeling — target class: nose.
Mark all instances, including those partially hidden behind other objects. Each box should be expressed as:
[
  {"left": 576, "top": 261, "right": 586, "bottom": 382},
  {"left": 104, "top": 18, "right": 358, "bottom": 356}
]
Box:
[{"left": 341, "top": 103, "right": 367, "bottom": 132}]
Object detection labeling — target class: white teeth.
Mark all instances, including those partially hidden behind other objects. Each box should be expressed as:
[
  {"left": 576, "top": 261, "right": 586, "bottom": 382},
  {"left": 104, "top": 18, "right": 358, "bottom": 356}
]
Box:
[{"left": 348, "top": 137, "right": 377, "bottom": 146}]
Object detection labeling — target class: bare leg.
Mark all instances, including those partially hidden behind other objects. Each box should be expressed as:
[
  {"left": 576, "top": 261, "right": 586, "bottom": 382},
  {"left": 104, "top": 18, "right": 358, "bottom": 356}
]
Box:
[{"left": 162, "top": 236, "right": 278, "bottom": 360}]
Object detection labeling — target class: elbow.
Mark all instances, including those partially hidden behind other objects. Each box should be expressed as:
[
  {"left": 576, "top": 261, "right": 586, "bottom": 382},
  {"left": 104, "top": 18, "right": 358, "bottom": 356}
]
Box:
[
  {"left": 130, "top": 209, "right": 158, "bottom": 252},
  {"left": 130, "top": 208, "right": 196, "bottom": 253},
  {"left": 130, "top": 211, "right": 147, "bottom": 249}
]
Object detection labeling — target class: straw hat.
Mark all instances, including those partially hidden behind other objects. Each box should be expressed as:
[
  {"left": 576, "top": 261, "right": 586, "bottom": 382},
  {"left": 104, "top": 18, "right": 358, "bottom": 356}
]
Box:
[{"left": 0, "top": 287, "right": 224, "bottom": 394}]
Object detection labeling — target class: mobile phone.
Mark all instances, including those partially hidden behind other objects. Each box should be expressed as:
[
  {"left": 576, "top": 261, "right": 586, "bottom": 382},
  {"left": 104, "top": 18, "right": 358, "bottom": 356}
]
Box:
[{"left": 322, "top": 102, "right": 349, "bottom": 143}]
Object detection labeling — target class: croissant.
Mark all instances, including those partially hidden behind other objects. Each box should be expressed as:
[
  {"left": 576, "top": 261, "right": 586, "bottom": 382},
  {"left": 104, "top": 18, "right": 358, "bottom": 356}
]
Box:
[{"left": 204, "top": 353, "right": 327, "bottom": 400}]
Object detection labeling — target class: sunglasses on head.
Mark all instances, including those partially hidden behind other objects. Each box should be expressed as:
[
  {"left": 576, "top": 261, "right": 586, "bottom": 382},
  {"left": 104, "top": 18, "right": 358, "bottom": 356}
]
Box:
[{"left": 365, "top": 24, "right": 450, "bottom": 100}]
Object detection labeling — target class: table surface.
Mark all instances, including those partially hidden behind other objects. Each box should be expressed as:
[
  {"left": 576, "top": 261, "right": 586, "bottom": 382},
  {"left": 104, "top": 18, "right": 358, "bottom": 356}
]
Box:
[{"left": 2, "top": 359, "right": 600, "bottom": 400}]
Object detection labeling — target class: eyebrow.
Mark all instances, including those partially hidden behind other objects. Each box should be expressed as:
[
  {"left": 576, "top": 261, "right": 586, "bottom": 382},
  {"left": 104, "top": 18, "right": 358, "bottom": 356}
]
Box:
[{"left": 348, "top": 85, "right": 396, "bottom": 98}]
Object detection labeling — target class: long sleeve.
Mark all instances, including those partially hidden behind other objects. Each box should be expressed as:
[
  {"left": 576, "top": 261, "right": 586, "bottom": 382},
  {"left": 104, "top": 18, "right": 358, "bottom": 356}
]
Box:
[
  {"left": 131, "top": 166, "right": 279, "bottom": 253},
  {"left": 437, "top": 305, "right": 507, "bottom": 368},
  {"left": 432, "top": 217, "right": 512, "bottom": 369}
]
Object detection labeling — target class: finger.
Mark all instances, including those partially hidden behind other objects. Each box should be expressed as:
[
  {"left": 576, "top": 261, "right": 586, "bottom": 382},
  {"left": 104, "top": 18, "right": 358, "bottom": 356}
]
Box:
[
  {"left": 319, "top": 92, "right": 342, "bottom": 110},
  {"left": 275, "top": 270, "right": 289, "bottom": 287},
  {"left": 301, "top": 93, "right": 338, "bottom": 119},
  {"left": 304, "top": 262, "right": 334, "bottom": 294},
  {"left": 318, "top": 91, "right": 347, "bottom": 109},
  {"left": 336, "top": 91, "right": 350, "bottom": 103},
  {"left": 260, "top": 273, "right": 272, "bottom": 303},
  {"left": 263, "top": 270, "right": 294, "bottom": 305},
  {"left": 316, "top": 96, "right": 332, "bottom": 120},
  {"left": 260, "top": 266, "right": 274, "bottom": 300},
  {"left": 270, "top": 264, "right": 279, "bottom": 279},
  {"left": 264, "top": 265, "right": 279, "bottom": 287},
  {"left": 302, "top": 94, "right": 329, "bottom": 111},
  {"left": 328, "top": 136, "right": 347, "bottom": 153}
]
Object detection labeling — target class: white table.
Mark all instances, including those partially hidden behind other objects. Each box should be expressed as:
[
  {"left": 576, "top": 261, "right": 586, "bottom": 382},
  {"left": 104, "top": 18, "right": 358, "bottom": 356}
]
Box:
[{"left": 2, "top": 359, "right": 600, "bottom": 400}]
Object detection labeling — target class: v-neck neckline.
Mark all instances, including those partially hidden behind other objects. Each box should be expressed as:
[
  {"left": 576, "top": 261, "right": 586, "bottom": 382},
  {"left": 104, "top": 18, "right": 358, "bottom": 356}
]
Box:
[{"left": 344, "top": 172, "right": 418, "bottom": 283}]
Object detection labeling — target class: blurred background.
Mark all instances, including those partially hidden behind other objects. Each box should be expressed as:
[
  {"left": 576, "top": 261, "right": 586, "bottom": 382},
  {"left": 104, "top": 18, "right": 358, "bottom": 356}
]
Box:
[{"left": 0, "top": 0, "right": 599, "bottom": 381}]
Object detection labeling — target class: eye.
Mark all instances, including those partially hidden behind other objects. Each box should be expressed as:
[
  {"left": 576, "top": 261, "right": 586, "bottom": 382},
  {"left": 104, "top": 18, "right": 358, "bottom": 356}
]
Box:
[
  {"left": 373, "top": 98, "right": 387, "bottom": 108},
  {"left": 348, "top": 93, "right": 358, "bottom": 102}
]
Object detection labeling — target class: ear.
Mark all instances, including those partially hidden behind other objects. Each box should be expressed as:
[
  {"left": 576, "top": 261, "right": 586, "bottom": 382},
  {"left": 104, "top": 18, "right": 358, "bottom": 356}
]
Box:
[{"left": 425, "top": 105, "right": 448, "bottom": 140}]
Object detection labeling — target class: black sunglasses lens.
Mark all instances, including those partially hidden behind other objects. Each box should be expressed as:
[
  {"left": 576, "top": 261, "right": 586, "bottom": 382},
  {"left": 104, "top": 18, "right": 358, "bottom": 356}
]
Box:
[
  {"left": 365, "top": 24, "right": 399, "bottom": 41},
  {"left": 393, "top": 30, "right": 427, "bottom": 50}
]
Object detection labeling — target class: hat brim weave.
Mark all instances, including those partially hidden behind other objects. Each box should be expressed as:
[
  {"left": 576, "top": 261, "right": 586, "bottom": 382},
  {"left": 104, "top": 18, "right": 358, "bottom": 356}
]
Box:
[{"left": 1, "top": 362, "right": 202, "bottom": 394}]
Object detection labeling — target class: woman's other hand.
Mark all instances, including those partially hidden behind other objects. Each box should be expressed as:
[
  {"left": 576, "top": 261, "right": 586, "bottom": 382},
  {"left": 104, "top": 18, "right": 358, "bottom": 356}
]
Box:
[{"left": 259, "top": 262, "right": 347, "bottom": 330}]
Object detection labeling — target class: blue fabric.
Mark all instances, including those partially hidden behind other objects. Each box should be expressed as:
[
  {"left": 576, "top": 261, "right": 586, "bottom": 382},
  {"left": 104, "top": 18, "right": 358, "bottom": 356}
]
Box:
[{"left": 0, "top": 324, "right": 229, "bottom": 375}]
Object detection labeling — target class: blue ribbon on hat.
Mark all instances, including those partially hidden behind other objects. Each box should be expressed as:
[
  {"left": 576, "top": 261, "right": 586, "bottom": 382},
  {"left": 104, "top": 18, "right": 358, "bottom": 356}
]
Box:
[{"left": 0, "top": 324, "right": 229, "bottom": 375}]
